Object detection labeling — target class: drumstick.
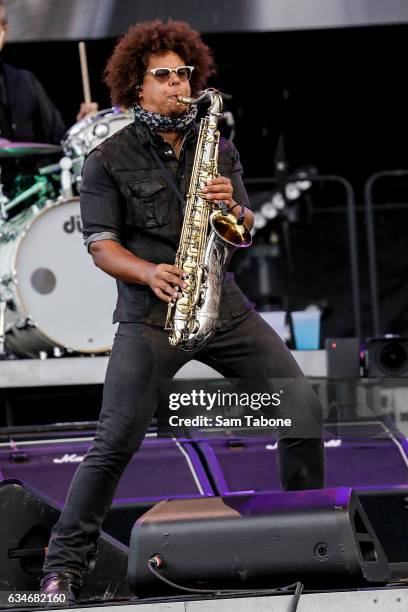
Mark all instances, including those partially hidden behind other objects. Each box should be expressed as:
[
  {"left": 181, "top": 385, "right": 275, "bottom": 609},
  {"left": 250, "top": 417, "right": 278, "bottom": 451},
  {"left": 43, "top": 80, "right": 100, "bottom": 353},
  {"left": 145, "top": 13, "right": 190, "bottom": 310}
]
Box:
[
  {"left": 0, "top": 29, "right": 6, "bottom": 52},
  {"left": 78, "top": 41, "right": 91, "bottom": 104}
]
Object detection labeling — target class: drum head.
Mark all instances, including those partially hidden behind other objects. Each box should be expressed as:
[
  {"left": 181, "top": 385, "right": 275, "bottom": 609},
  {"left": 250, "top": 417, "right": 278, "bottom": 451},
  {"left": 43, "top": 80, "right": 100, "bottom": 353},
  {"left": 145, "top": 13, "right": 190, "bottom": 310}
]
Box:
[
  {"left": 15, "top": 198, "right": 117, "bottom": 352},
  {"left": 63, "top": 108, "right": 133, "bottom": 156},
  {"left": 87, "top": 111, "right": 133, "bottom": 151}
]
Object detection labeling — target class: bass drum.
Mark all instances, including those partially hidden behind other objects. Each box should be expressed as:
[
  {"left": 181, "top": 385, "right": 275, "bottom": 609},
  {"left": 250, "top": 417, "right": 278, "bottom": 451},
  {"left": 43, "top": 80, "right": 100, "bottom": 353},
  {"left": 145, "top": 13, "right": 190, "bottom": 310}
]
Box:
[
  {"left": 0, "top": 198, "right": 117, "bottom": 358},
  {"left": 63, "top": 107, "right": 134, "bottom": 158}
]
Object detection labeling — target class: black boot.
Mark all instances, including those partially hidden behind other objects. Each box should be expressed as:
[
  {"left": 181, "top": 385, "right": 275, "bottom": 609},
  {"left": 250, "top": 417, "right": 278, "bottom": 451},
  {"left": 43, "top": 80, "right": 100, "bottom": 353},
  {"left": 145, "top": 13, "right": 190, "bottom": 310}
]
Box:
[{"left": 40, "top": 572, "right": 82, "bottom": 605}]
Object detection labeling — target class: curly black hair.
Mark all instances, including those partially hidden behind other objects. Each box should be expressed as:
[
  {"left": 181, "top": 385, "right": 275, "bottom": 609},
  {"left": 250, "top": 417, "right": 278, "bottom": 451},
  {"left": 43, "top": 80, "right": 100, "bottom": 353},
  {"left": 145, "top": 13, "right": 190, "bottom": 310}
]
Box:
[{"left": 104, "top": 20, "right": 216, "bottom": 108}]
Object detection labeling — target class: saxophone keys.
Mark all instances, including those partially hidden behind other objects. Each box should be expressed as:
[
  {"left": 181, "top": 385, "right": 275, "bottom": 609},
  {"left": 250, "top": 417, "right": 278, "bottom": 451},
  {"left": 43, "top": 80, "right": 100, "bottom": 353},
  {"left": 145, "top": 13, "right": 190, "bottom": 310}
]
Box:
[
  {"left": 183, "top": 263, "right": 196, "bottom": 273},
  {"left": 169, "top": 331, "right": 182, "bottom": 347},
  {"left": 177, "top": 296, "right": 191, "bottom": 314},
  {"left": 188, "top": 319, "right": 200, "bottom": 334}
]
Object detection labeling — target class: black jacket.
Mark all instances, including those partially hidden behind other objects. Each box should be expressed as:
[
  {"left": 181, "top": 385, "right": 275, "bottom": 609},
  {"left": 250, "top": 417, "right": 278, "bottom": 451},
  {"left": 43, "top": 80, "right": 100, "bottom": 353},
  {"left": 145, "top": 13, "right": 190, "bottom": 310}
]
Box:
[
  {"left": 80, "top": 120, "right": 254, "bottom": 327},
  {"left": 2, "top": 61, "right": 65, "bottom": 144}
]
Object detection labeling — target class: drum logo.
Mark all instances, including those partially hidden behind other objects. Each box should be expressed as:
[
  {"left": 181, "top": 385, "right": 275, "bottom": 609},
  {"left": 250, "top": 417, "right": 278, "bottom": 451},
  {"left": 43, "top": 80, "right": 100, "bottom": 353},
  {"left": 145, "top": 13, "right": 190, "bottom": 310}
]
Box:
[{"left": 63, "top": 215, "right": 83, "bottom": 234}]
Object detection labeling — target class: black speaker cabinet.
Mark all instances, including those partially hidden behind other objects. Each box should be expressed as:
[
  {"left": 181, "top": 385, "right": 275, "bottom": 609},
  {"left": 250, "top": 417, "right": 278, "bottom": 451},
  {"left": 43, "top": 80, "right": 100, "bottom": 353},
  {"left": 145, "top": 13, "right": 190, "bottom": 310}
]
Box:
[
  {"left": 357, "top": 487, "right": 408, "bottom": 564},
  {"left": 0, "top": 480, "right": 130, "bottom": 602},
  {"left": 325, "top": 337, "right": 361, "bottom": 379},
  {"left": 128, "top": 487, "right": 390, "bottom": 595},
  {"left": 0, "top": 437, "right": 212, "bottom": 507}
]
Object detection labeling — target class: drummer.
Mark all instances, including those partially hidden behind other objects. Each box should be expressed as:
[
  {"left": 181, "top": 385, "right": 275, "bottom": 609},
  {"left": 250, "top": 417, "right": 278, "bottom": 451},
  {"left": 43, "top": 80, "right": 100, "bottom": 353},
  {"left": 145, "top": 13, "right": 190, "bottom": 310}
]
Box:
[{"left": 0, "top": 0, "right": 97, "bottom": 186}]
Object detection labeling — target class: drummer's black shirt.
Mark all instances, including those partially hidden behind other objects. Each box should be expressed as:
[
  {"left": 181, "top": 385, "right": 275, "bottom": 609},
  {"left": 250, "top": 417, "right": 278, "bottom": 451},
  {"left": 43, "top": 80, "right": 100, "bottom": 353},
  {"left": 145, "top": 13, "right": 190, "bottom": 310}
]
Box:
[
  {"left": 80, "top": 119, "right": 255, "bottom": 327},
  {"left": 0, "top": 59, "right": 66, "bottom": 188}
]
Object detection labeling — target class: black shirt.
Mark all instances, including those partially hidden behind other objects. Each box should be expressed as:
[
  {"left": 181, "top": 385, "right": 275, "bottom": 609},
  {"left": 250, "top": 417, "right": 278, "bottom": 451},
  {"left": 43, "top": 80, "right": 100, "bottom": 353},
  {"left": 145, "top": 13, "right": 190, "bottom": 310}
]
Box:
[
  {"left": 80, "top": 119, "right": 255, "bottom": 327},
  {"left": 0, "top": 59, "right": 66, "bottom": 187},
  {"left": 0, "top": 60, "right": 12, "bottom": 139},
  {"left": 0, "top": 60, "right": 65, "bottom": 143}
]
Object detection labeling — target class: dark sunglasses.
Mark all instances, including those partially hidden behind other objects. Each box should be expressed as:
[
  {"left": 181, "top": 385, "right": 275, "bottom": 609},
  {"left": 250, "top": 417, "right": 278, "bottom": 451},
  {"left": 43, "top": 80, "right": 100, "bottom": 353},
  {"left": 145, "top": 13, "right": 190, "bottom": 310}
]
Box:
[{"left": 145, "top": 65, "right": 194, "bottom": 83}]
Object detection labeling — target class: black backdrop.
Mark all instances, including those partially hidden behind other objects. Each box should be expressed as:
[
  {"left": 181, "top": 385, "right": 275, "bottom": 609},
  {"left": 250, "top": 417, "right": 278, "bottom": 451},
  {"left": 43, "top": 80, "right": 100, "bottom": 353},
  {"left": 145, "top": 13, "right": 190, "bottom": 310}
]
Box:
[{"left": 3, "top": 24, "right": 408, "bottom": 342}]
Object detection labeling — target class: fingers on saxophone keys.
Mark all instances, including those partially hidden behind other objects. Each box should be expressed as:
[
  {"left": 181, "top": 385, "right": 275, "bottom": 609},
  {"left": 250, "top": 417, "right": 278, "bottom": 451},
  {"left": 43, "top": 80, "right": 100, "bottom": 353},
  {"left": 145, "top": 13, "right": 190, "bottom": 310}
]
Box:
[
  {"left": 157, "top": 288, "right": 174, "bottom": 303},
  {"left": 161, "top": 282, "right": 180, "bottom": 299},
  {"left": 203, "top": 178, "right": 231, "bottom": 191},
  {"left": 173, "top": 267, "right": 189, "bottom": 280},
  {"left": 202, "top": 191, "right": 233, "bottom": 202},
  {"left": 166, "top": 271, "right": 188, "bottom": 288}
]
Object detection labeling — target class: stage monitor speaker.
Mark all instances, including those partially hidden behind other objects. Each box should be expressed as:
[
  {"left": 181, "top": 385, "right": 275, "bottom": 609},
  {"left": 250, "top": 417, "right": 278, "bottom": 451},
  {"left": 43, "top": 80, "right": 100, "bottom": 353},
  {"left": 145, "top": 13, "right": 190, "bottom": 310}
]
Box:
[
  {"left": 365, "top": 337, "right": 408, "bottom": 377},
  {"left": 196, "top": 424, "right": 408, "bottom": 496},
  {"left": 128, "top": 488, "right": 391, "bottom": 596},
  {"left": 357, "top": 487, "right": 408, "bottom": 564},
  {"left": 0, "top": 437, "right": 212, "bottom": 507},
  {"left": 0, "top": 480, "right": 130, "bottom": 602}
]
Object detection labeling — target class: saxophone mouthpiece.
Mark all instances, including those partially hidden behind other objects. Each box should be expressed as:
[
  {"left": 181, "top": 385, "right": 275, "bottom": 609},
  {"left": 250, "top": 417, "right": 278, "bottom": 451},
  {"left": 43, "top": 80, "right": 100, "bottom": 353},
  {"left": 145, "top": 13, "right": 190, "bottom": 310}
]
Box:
[{"left": 176, "top": 96, "right": 193, "bottom": 106}]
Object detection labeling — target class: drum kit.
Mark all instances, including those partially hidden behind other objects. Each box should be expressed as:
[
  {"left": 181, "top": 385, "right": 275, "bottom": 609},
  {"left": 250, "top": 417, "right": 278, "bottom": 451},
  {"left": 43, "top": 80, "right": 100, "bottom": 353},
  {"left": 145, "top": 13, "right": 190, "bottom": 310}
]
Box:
[{"left": 0, "top": 108, "right": 134, "bottom": 359}]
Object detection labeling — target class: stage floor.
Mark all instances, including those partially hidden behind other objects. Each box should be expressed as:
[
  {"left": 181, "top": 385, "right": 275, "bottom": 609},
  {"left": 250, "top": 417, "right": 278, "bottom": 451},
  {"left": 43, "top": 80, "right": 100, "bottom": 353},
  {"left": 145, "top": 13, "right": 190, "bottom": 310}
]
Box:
[
  {"left": 0, "top": 351, "right": 327, "bottom": 388},
  {"left": 13, "top": 584, "right": 406, "bottom": 612}
]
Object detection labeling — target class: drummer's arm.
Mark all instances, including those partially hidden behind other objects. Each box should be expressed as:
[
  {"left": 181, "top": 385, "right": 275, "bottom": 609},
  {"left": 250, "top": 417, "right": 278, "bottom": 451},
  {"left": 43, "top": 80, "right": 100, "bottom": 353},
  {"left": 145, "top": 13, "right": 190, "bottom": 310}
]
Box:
[{"left": 76, "top": 102, "right": 99, "bottom": 121}]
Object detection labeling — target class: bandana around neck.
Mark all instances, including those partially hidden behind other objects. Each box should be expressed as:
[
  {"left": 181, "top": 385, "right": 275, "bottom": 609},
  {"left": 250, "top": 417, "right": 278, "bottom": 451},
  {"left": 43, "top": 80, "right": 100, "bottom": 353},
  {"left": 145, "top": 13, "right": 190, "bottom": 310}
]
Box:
[{"left": 132, "top": 103, "right": 197, "bottom": 133}]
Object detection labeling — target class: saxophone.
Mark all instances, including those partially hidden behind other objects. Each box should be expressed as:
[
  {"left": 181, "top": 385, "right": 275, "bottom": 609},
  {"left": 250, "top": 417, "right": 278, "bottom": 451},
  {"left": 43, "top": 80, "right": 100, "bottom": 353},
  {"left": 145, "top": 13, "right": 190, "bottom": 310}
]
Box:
[{"left": 165, "top": 89, "right": 252, "bottom": 350}]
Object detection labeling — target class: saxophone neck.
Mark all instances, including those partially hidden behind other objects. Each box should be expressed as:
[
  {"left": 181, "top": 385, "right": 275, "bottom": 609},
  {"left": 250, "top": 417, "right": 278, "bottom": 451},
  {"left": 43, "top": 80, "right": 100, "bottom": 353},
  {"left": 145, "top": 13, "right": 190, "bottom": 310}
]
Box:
[{"left": 177, "top": 89, "right": 223, "bottom": 114}]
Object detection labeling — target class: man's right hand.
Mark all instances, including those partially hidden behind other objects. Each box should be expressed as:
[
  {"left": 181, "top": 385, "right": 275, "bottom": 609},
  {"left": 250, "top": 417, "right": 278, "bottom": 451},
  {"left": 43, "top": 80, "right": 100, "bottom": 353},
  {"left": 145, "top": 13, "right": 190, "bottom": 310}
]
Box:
[
  {"left": 145, "top": 263, "right": 188, "bottom": 303},
  {"left": 89, "top": 241, "right": 188, "bottom": 303}
]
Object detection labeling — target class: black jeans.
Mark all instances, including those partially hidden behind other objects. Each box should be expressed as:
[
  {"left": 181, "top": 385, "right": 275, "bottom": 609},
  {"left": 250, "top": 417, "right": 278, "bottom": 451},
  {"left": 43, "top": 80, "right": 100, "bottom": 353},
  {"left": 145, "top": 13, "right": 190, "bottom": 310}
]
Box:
[{"left": 43, "top": 310, "right": 325, "bottom": 577}]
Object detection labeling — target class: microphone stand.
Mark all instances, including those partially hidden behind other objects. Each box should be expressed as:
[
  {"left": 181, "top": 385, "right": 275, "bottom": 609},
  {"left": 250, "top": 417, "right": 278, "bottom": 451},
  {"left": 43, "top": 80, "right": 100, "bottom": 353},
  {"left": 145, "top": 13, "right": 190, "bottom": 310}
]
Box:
[
  {"left": 364, "top": 169, "right": 408, "bottom": 336},
  {"left": 273, "top": 133, "right": 296, "bottom": 347},
  {"left": 245, "top": 173, "right": 361, "bottom": 340}
]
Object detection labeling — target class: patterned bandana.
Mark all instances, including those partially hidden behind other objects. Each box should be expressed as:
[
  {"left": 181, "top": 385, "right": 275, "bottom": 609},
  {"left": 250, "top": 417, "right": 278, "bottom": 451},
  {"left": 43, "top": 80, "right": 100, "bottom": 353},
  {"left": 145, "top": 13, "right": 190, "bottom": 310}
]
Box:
[{"left": 132, "top": 103, "right": 197, "bottom": 133}]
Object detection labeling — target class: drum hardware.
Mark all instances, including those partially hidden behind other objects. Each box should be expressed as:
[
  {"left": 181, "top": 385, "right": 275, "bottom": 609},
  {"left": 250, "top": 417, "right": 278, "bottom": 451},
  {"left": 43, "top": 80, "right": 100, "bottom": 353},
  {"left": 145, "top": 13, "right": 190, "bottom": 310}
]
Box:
[
  {"left": 3, "top": 177, "right": 50, "bottom": 216},
  {"left": 0, "top": 276, "right": 13, "bottom": 356},
  {"left": 0, "top": 194, "right": 8, "bottom": 221},
  {"left": 0, "top": 197, "right": 117, "bottom": 358},
  {"left": 0, "top": 110, "right": 132, "bottom": 359},
  {"left": 62, "top": 108, "right": 133, "bottom": 193},
  {"left": 0, "top": 165, "right": 10, "bottom": 221},
  {"left": 71, "top": 157, "right": 85, "bottom": 193},
  {"left": 38, "top": 162, "right": 61, "bottom": 176},
  {"left": 58, "top": 108, "right": 133, "bottom": 196},
  {"left": 36, "top": 347, "right": 70, "bottom": 359},
  {"left": 62, "top": 108, "right": 133, "bottom": 158},
  {"left": 0, "top": 225, "right": 17, "bottom": 243},
  {"left": 39, "top": 156, "right": 83, "bottom": 197},
  {"left": 59, "top": 157, "right": 74, "bottom": 199},
  {"left": 0, "top": 272, "right": 12, "bottom": 284},
  {"left": 0, "top": 141, "right": 62, "bottom": 158},
  {"left": 0, "top": 300, "right": 7, "bottom": 356},
  {"left": 14, "top": 317, "right": 35, "bottom": 331}
]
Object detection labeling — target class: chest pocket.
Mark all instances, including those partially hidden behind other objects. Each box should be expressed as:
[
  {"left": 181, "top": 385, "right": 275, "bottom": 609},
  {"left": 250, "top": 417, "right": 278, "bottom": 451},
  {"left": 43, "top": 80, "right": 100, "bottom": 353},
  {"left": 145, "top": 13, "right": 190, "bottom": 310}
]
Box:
[{"left": 128, "top": 178, "right": 169, "bottom": 228}]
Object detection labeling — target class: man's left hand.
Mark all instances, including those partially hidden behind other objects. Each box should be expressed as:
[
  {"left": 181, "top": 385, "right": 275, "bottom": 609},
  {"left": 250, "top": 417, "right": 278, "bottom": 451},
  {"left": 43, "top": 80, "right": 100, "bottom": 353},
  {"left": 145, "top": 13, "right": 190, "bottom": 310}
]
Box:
[{"left": 202, "top": 176, "right": 233, "bottom": 208}]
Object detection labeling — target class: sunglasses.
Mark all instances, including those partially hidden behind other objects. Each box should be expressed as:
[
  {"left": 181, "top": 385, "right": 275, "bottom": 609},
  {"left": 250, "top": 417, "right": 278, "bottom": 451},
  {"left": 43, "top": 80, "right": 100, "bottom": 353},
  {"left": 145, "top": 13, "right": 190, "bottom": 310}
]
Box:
[{"left": 145, "top": 65, "right": 194, "bottom": 83}]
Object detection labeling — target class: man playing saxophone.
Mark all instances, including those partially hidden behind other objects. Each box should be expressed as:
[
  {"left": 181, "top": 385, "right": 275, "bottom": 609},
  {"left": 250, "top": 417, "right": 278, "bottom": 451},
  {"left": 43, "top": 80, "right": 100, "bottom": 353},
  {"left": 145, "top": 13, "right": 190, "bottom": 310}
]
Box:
[{"left": 41, "top": 20, "right": 325, "bottom": 602}]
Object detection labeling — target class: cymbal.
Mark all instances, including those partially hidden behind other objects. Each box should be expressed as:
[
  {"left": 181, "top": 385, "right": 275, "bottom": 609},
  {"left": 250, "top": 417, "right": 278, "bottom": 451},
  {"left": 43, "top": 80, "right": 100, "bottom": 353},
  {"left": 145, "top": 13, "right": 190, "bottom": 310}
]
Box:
[{"left": 0, "top": 140, "right": 62, "bottom": 158}]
